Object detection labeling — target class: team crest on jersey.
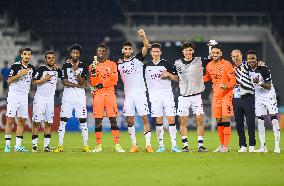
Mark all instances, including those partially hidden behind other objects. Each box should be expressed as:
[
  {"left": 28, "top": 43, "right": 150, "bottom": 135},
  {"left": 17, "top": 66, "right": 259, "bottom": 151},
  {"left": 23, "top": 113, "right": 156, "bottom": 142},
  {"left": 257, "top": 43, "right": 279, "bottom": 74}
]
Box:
[
  {"left": 219, "top": 68, "right": 223, "bottom": 73},
  {"left": 9, "top": 70, "right": 14, "bottom": 76},
  {"left": 34, "top": 72, "right": 39, "bottom": 79}
]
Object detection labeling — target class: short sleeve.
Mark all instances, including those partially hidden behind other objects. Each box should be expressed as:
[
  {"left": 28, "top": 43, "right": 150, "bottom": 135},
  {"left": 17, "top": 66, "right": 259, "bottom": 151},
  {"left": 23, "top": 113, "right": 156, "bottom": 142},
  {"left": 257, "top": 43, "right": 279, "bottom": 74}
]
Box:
[
  {"left": 9, "top": 64, "right": 21, "bottom": 77},
  {"left": 34, "top": 66, "right": 44, "bottom": 80},
  {"left": 81, "top": 63, "right": 88, "bottom": 80},
  {"left": 135, "top": 52, "right": 145, "bottom": 62},
  {"left": 57, "top": 68, "right": 62, "bottom": 79},
  {"left": 165, "top": 61, "right": 177, "bottom": 75},
  {"left": 61, "top": 63, "right": 68, "bottom": 80},
  {"left": 261, "top": 66, "right": 272, "bottom": 83}
]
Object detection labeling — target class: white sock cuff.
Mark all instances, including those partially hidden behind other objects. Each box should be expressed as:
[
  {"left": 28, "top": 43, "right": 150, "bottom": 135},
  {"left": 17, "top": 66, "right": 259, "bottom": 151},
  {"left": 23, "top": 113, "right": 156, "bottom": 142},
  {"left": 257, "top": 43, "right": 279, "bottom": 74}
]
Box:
[
  {"left": 5, "top": 135, "right": 11, "bottom": 139},
  {"left": 272, "top": 118, "right": 279, "bottom": 124},
  {"left": 198, "top": 136, "right": 204, "bottom": 141},
  {"left": 128, "top": 125, "right": 135, "bottom": 129},
  {"left": 182, "top": 136, "right": 187, "bottom": 139}
]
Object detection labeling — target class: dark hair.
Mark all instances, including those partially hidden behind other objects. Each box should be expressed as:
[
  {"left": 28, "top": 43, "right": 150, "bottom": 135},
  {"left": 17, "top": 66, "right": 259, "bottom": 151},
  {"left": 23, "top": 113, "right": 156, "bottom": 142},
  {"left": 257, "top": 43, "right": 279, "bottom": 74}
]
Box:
[
  {"left": 150, "top": 43, "right": 161, "bottom": 50},
  {"left": 181, "top": 42, "right": 196, "bottom": 50},
  {"left": 21, "top": 47, "right": 32, "bottom": 54},
  {"left": 45, "top": 51, "right": 55, "bottom": 59},
  {"left": 97, "top": 44, "right": 108, "bottom": 50},
  {"left": 211, "top": 44, "right": 222, "bottom": 51},
  {"left": 68, "top": 44, "right": 82, "bottom": 53},
  {"left": 4, "top": 61, "right": 8, "bottom": 64},
  {"left": 122, "top": 41, "right": 133, "bottom": 48},
  {"left": 246, "top": 50, "right": 256, "bottom": 55}
]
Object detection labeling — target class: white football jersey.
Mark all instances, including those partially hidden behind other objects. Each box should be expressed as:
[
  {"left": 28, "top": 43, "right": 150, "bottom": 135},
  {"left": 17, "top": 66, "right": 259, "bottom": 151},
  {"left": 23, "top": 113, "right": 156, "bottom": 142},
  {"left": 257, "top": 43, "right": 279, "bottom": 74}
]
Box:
[
  {"left": 175, "top": 57, "right": 205, "bottom": 96},
  {"left": 118, "top": 52, "right": 147, "bottom": 96},
  {"left": 61, "top": 60, "right": 88, "bottom": 103},
  {"left": 145, "top": 59, "right": 176, "bottom": 101},
  {"left": 34, "top": 65, "right": 62, "bottom": 101},
  {"left": 8, "top": 61, "right": 36, "bottom": 96},
  {"left": 249, "top": 65, "right": 276, "bottom": 100}
]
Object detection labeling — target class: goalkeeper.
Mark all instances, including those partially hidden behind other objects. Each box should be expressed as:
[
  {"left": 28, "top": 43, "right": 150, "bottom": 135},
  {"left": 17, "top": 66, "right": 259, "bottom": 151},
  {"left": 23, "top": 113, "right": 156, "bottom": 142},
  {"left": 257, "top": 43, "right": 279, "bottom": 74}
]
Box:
[{"left": 89, "top": 44, "right": 125, "bottom": 152}]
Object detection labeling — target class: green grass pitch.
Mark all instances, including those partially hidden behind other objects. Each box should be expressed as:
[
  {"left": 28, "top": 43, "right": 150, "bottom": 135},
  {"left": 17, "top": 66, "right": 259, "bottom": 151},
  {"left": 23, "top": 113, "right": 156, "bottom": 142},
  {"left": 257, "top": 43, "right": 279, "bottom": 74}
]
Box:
[{"left": 0, "top": 130, "right": 284, "bottom": 186}]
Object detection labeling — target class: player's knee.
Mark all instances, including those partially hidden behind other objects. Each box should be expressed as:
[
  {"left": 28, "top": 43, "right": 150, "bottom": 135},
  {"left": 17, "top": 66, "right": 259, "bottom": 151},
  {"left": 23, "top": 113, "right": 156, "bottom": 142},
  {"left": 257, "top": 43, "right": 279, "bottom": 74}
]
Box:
[
  {"left": 221, "top": 116, "right": 231, "bottom": 122},
  {"left": 33, "top": 122, "right": 41, "bottom": 127},
  {"left": 167, "top": 117, "right": 175, "bottom": 124},
  {"left": 216, "top": 118, "right": 222, "bottom": 123},
  {"left": 18, "top": 118, "right": 26, "bottom": 126},
  {"left": 6, "top": 117, "right": 15, "bottom": 126},
  {"left": 196, "top": 115, "right": 204, "bottom": 124},
  {"left": 95, "top": 118, "right": 103, "bottom": 127},
  {"left": 156, "top": 117, "right": 163, "bottom": 124},
  {"left": 79, "top": 118, "right": 86, "bottom": 123},
  {"left": 127, "top": 116, "right": 134, "bottom": 126},
  {"left": 141, "top": 115, "right": 149, "bottom": 123},
  {"left": 61, "top": 117, "right": 68, "bottom": 122},
  {"left": 109, "top": 117, "right": 117, "bottom": 126},
  {"left": 196, "top": 121, "right": 204, "bottom": 128},
  {"left": 45, "top": 123, "right": 52, "bottom": 127},
  {"left": 179, "top": 117, "right": 187, "bottom": 125}
]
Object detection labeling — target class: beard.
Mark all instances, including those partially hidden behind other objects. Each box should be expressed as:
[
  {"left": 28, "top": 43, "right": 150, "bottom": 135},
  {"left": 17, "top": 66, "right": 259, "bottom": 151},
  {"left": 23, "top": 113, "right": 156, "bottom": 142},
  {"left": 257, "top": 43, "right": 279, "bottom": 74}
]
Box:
[
  {"left": 71, "top": 56, "right": 79, "bottom": 61},
  {"left": 22, "top": 58, "right": 30, "bottom": 63},
  {"left": 47, "top": 62, "right": 55, "bottom": 67},
  {"left": 124, "top": 54, "right": 132, "bottom": 59}
]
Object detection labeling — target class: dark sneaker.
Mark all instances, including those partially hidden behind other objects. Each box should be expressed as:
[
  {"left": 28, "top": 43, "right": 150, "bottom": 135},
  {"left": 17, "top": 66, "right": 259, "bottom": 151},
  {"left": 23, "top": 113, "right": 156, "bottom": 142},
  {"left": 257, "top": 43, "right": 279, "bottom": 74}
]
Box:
[
  {"left": 44, "top": 146, "right": 52, "bottom": 152},
  {"left": 182, "top": 146, "right": 189, "bottom": 152},
  {"left": 32, "top": 146, "right": 38, "bottom": 152},
  {"left": 198, "top": 146, "right": 208, "bottom": 152}
]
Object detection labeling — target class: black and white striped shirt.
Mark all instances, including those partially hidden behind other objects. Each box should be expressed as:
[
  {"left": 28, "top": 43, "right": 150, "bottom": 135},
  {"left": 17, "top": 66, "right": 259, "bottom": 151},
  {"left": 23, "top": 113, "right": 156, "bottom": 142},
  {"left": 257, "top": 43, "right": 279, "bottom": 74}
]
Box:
[{"left": 234, "top": 61, "right": 254, "bottom": 95}]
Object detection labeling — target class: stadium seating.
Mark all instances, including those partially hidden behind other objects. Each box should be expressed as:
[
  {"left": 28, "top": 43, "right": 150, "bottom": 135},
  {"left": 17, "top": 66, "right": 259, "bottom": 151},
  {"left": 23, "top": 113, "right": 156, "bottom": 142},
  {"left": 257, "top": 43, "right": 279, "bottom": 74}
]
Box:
[
  {"left": 0, "top": 0, "right": 126, "bottom": 64},
  {"left": 118, "top": 0, "right": 284, "bottom": 51},
  {"left": 0, "top": 16, "right": 42, "bottom": 68}
]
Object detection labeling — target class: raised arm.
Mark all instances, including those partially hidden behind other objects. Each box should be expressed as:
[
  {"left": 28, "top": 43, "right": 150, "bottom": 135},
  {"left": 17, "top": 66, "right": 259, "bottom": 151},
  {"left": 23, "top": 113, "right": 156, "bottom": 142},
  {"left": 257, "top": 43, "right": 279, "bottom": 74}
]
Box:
[{"left": 138, "top": 29, "right": 149, "bottom": 57}]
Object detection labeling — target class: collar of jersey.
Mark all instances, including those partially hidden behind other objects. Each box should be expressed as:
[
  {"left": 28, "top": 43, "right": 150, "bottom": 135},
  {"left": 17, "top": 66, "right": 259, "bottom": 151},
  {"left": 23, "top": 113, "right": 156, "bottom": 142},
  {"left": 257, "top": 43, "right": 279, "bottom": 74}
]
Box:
[
  {"left": 181, "top": 58, "right": 193, "bottom": 65},
  {"left": 152, "top": 59, "right": 161, "bottom": 65},
  {"left": 122, "top": 56, "right": 135, "bottom": 62},
  {"left": 45, "top": 65, "right": 54, "bottom": 70},
  {"left": 21, "top": 62, "right": 30, "bottom": 68},
  {"left": 66, "top": 59, "right": 81, "bottom": 64}
]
